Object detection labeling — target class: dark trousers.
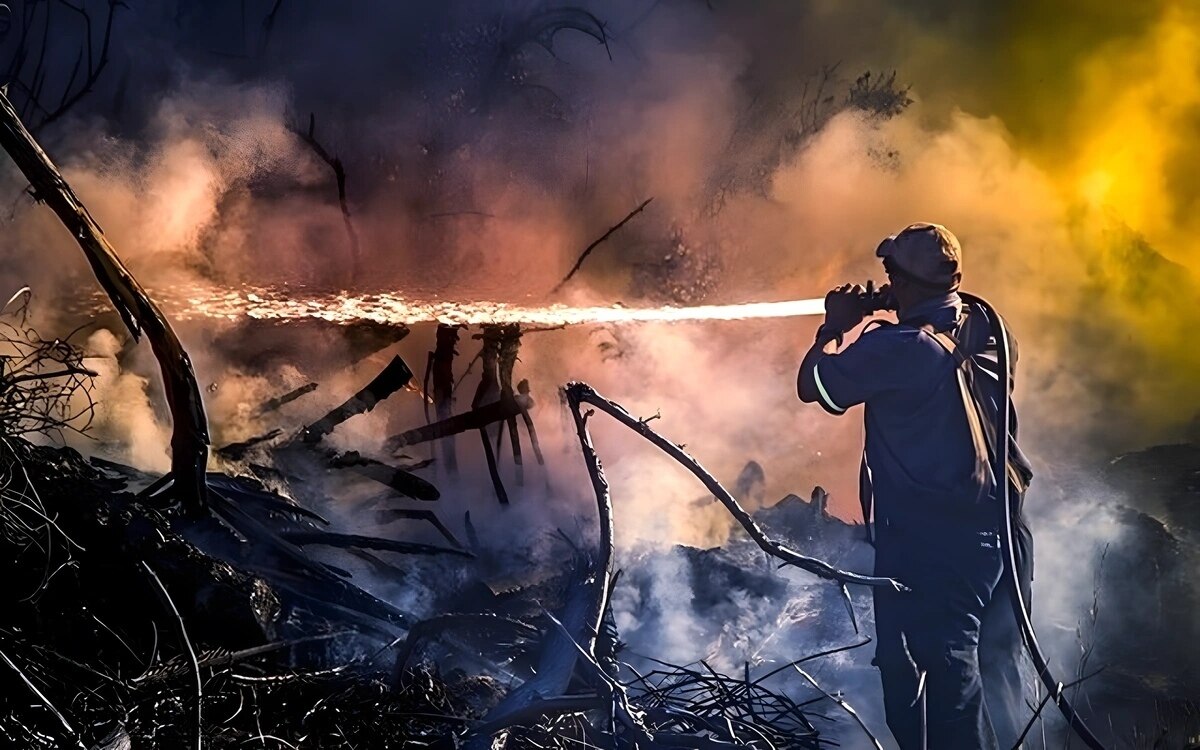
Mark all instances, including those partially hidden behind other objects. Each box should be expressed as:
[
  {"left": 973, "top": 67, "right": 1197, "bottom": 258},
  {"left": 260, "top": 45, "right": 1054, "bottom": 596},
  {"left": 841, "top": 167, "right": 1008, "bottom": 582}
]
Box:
[
  {"left": 873, "top": 528, "right": 1004, "bottom": 749},
  {"left": 979, "top": 530, "right": 1034, "bottom": 749}
]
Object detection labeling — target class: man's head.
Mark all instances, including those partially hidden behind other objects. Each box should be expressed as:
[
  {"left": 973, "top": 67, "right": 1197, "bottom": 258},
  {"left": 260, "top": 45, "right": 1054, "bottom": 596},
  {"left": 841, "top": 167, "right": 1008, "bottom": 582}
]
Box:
[{"left": 875, "top": 222, "right": 962, "bottom": 312}]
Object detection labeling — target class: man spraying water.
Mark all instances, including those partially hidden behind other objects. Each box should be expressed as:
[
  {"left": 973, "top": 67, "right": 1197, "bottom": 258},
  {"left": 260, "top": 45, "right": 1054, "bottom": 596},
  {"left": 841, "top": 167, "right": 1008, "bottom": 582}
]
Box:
[{"left": 797, "top": 223, "right": 1036, "bottom": 749}]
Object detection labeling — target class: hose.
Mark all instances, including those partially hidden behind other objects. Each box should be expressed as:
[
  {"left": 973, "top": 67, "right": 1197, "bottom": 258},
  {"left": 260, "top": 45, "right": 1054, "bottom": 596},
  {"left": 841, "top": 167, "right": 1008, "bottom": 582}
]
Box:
[{"left": 960, "top": 292, "right": 1107, "bottom": 750}]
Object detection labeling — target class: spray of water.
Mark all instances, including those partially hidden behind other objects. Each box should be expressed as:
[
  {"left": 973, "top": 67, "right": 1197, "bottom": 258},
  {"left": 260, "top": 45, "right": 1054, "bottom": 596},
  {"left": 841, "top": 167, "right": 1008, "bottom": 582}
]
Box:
[{"left": 124, "top": 284, "right": 829, "bottom": 327}]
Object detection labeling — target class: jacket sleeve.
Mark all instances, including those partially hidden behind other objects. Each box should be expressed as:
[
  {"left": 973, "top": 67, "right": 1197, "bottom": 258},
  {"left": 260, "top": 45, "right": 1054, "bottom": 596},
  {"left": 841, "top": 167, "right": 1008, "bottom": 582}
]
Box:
[{"left": 810, "top": 329, "right": 902, "bottom": 414}]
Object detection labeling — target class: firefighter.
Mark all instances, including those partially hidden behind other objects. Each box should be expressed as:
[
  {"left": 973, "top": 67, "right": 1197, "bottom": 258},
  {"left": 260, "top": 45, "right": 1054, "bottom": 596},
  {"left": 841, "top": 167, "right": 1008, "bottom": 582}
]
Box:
[{"left": 796, "top": 223, "right": 1034, "bottom": 749}]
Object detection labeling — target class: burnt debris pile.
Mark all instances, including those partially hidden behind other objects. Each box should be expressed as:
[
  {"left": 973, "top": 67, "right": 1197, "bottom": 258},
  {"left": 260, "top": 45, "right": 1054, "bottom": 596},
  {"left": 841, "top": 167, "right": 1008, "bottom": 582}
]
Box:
[{"left": 0, "top": 364, "right": 889, "bottom": 748}]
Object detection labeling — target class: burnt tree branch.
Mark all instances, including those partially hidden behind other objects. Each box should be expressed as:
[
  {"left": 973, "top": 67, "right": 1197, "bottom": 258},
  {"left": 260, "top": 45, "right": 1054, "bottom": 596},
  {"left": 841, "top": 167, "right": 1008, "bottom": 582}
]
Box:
[
  {"left": 293, "top": 112, "right": 361, "bottom": 279},
  {"left": 563, "top": 382, "right": 905, "bottom": 592},
  {"left": 0, "top": 88, "right": 210, "bottom": 514},
  {"left": 553, "top": 196, "right": 653, "bottom": 292},
  {"left": 464, "top": 385, "right": 617, "bottom": 748}
]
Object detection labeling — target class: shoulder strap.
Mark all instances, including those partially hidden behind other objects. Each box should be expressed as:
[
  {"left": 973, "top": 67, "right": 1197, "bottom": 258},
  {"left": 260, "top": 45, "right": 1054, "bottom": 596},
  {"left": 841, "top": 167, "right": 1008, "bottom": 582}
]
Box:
[{"left": 920, "top": 324, "right": 994, "bottom": 498}]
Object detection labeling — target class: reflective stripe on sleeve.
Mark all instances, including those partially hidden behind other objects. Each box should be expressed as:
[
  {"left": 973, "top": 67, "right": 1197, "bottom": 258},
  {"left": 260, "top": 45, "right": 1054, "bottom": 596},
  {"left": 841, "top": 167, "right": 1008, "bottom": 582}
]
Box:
[{"left": 813, "top": 359, "right": 847, "bottom": 414}]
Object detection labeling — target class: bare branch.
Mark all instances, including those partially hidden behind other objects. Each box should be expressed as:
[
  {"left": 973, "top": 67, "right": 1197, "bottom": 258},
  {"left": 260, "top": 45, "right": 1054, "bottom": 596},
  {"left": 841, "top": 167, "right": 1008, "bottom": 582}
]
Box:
[
  {"left": 291, "top": 112, "right": 361, "bottom": 279},
  {"left": 563, "top": 381, "right": 906, "bottom": 592},
  {"left": 553, "top": 197, "right": 654, "bottom": 292},
  {"left": 0, "top": 89, "right": 211, "bottom": 513}
]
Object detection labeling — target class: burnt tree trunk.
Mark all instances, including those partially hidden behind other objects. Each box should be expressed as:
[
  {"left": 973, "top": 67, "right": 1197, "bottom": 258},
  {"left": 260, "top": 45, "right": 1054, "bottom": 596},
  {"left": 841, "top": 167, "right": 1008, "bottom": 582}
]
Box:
[
  {"left": 472, "top": 326, "right": 508, "bottom": 505},
  {"left": 431, "top": 324, "right": 461, "bottom": 472},
  {"left": 496, "top": 324, "right": 524, "bottom": 485}
]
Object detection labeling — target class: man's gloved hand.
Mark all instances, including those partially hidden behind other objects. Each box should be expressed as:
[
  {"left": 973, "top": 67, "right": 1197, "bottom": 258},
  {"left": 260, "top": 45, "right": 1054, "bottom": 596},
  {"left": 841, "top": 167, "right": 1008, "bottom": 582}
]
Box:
[{"left": 822, "top": 283, "right": 868, "bottom": 340}]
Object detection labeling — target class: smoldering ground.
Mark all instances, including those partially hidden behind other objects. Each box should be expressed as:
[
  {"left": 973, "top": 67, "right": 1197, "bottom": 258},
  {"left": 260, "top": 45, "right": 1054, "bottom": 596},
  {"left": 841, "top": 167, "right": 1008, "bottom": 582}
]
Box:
[{"left": 1, "top": 0, "right": 1197, "bottom": 746}]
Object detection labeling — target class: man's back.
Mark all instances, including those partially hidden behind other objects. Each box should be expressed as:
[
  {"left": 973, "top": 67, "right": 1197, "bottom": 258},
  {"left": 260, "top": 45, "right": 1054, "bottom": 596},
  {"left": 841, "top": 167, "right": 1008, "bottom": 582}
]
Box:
[{"left": 810, "top": 294, "right": 993, "bottom": 537}]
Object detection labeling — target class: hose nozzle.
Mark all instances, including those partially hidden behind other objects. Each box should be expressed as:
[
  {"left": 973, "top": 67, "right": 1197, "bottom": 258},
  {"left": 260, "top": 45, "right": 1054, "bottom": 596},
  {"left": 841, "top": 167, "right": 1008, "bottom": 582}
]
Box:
[{"left": 860, "top": 280, "right": 896, "bottom": 312}]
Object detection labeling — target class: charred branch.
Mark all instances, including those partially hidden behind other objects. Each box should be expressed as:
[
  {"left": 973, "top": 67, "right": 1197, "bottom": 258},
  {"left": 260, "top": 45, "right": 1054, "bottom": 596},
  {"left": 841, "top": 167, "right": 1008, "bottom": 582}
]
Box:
[
  {"left": 206, "top": 488, "right": 413, "bottom": 633},
  {"left": 280, "top": 530, "right": 471, "bottom": 558},
  {"left": 375, "top": 507, "right": 463, "bottom": 549},
  {"left": 301, "top": 355, "right": 412, "bottom": 444},
  {"left": 553, "top": 196, "right": 654, "bottom": 292},
  {"left": 204, "top": 474, "right": 328, "bottom": 525},
  {"left": 428, "top": 323, "right": 461, "bottom": 472},
  {"left": 215, "top": 429, "right": 282, "bottom": 462},
  {"left": 292, "top": 112, "right": 361, "bottom": 279},
  {"left": 328, "top": 451, "right": 440, "bottom": 502},
  {"left": 464, "top": 379, "right": 617, "bottom": 748},
  {"left": 461, "top": 326, "right": 508, "bottom": 504},
  {"left": 0, "top": 88, "right": 210, "bottom": 514},
  {"left": 256, "top": 382, "right": 318, "bottom": 416},
  {"left": 384, "top": 394, "right": 531, "bottom": 499},
  {"left": 563, "top": 382, "right": 905, "bottom": 593}
]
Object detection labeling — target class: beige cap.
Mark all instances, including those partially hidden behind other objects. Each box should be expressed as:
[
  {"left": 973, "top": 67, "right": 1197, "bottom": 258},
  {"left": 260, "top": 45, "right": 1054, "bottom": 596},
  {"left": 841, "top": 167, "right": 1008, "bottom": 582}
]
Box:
[{"left": 875, "top": 222, "right": 962, "bottom": 289}]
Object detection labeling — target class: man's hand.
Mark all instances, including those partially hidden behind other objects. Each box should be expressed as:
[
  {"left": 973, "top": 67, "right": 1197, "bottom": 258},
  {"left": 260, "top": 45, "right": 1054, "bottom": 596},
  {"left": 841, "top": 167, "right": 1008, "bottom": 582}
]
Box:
[{"left": 823, "top": 283, "right": 868, "bottom": 338}]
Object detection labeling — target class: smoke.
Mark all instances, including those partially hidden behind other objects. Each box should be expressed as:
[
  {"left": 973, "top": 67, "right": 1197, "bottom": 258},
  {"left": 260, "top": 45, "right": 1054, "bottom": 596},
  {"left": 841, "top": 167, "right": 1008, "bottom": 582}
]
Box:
[{"left": 1, "top": 0, "right": 1197, "bottom": 743}]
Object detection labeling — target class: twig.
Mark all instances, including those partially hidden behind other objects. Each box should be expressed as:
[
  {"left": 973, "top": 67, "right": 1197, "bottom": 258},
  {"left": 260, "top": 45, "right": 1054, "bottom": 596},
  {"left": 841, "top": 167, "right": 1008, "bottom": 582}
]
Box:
[
  {"left": 793, "top": 665, "right": 883, "bottom": 750},
  {"left": 1067, "top": 544, "right": 1109, "bottom": 750},
  {"left": 1015, "top": 667, "right": 1106, "bottom": 750},
  {"left": 141, "top": 561, "right": 202, "bottom": 750},
  {"left": 0, "top": 646, "right": 87, "bottom": 748},
  {"left": 293, "top": 112, "right": 360, "bottom": 279},
  {"left": 750, "top": 638, "right": 872, "bottom": 686},
  {"left": 553, "top": 197, "right": 653, "bottom": 292}
]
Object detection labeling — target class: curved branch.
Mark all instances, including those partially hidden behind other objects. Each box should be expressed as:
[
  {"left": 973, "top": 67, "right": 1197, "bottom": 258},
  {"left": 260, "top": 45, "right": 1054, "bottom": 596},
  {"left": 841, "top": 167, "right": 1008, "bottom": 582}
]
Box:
[
  {"left": 0, "top": 88, "right": 210, "bottom": 513},
  {"left": 563, "top": 381, "right": 905, "bottom": 592}
]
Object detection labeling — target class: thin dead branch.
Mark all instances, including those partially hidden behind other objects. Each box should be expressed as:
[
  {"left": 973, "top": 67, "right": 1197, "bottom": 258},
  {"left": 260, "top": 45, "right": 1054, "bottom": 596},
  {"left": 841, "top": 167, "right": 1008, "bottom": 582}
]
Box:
[
  {"left": 0, "top": 646, "right": 86, "bottom": 749},
  {"left": 141, "top": 562, "right": 202, "bottom": 750},
  {"left": 0, "top": 302, "right": 97, "bottom": 439},
  {"left": 2, "top": 0, "right": 122, "bottom": 133},
  {"left": 553, "top": 197, "right": 653, "bottom": 292},
  {"left": 794, "top": 665, "right": 883, "bottom": 750},
  {"left": 292, "top": 112, "right": 360, "bottom": 278}
]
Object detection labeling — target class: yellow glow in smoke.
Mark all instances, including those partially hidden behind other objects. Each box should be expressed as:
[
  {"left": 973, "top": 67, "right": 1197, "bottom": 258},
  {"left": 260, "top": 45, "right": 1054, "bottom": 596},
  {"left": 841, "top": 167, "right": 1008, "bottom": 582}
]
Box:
[{"left": 1062, "top": 3, "right": 1200, "bottom": 266}]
